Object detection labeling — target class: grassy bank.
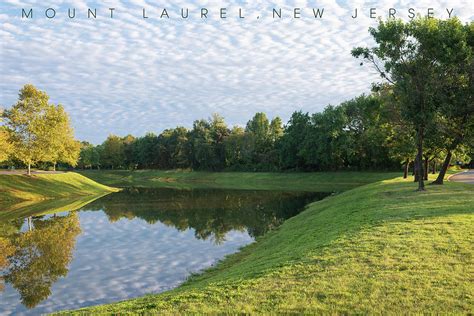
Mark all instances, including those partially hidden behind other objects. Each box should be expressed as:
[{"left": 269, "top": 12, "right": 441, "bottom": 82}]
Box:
[
  {"left": 68, "top": 174, "right": 473, "bottom": 314},
  {"left": 0, "top": 172, "right": 117, "bottom": 209},
  {"left": 78, "top": 170, "right": 399, "bottom": 192}
]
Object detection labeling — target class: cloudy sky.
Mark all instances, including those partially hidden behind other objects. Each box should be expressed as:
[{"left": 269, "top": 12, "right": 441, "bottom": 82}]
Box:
[{"left": 0, "top": 0, "right": 472, "bottom": 143}]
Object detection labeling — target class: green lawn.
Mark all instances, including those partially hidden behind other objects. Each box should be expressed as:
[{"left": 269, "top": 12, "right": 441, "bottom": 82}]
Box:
[
  {"left": 0, "top": 172, "right": 117, "bottom": 210},
  {"left": 66, "top": 174, "right": 473, "bottom": 314},
  {"left": 78, "top": 170, "right": 400, "bottom": 192}
]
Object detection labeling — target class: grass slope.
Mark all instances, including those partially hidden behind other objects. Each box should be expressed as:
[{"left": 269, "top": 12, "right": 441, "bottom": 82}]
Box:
[
  {"left": 0, "top": 193, "right": 110, "bottom": 221},
  {"left": 78, "top": 170, "right": 399, "bottom": 192},
  {"left": 0, "top": 172, "right": 117, "bottom": 209},
  {"left": 69, "top": 175, "right": 473, "bottom": 314}
]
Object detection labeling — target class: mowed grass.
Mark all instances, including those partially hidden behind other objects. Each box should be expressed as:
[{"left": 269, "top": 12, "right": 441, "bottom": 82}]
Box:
[
  {"left": 68, "top": 174, "right": 474, "bottom": 314},
  {"left": 78, "top": 170, "right": 399, "bottom": 192},
  {"left": 0, "top": 172, "right": 117, "bottom": 208}
]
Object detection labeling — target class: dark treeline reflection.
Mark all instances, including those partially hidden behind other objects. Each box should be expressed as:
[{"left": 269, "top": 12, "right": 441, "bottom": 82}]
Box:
[
  {"left": 82, "top": 188, "right": 329, "bottom": 243},
  {"left": 0, "top": 213, "right": 80, "bottom": 308}
]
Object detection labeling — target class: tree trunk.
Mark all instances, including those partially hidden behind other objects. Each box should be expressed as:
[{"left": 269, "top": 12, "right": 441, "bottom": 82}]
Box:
[
  {"left": 432, "top": 161, "right": 436, "bottom": 174},
  {"left": 27, "top": 217, "right": 33, "bottom": 231},
  {"left": 53, "top": 162, "right": 56, "bottom": 171},
  {"left": 27, "top": 163, "right": 31, "bottom": 175},
  {"left": 423, "top": 157, "right": 429, "bottom": 180},
  {"left": 414, "top": 156, "right": 419, "bottom": 182},
  {"left": 403, "top": 158, "right": 409, "bottom": 179},
  {"left": 431, "top": 150, "right": 452, "bottom": 185},
  {"left": 415, "top": 130, "right": 425, "bottom": 191}
]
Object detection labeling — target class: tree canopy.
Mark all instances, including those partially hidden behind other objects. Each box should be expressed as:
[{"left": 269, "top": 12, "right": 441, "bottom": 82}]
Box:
[{"left": 2, "top": 85, "right": 80, "bottom": 174}]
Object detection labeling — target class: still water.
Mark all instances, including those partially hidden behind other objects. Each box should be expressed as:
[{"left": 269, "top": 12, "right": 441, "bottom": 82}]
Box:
[{"left": 0, "top": 188, "right": 328, "bottom": 315}]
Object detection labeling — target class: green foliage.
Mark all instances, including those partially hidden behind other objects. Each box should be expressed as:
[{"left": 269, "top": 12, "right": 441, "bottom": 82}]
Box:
[
  {"left": 99, "top": 135, "right": 125, "bottom": 169},
  {"left": 0, "top": 125, "right": 13, "bottom": 163},
  {"left": 2, "top": 85, "right": 80, "bottom": 172},
  {"left": 2, "top": 85, "right": 51, "bottom": 172},
  {"left": 2, "top": 213, "right": 81, "bottom": 308},
  {"left": 352, "top": 17, "right": 473, "bottom": 189},
  {"left": 78, "top": 142, "right": 100, "bottom": 169},
  {"left": 278, "top": 111, "right": 311, "bottom": 169},
  {"left": 41, "top": 104, "right": 80, "bottom": 169},
  {"left": 78, "top": 92, "right": 434, "bottom": 173}
]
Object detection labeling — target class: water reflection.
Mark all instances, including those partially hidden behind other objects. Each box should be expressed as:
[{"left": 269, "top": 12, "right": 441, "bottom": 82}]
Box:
[
  {"left": 84, "top": 188, "right": 327, "bottom": 243},
  {"left": 1, "top": 214, "right": 80, "bottom": 308},
  {"left": 0, "top": 188, "right": 329, "bottom": 314}
]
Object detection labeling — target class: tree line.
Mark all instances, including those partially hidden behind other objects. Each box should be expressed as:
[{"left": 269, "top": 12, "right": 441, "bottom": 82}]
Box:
[{"left": 76, "top": 88, "right": 472, "bottom": 179}]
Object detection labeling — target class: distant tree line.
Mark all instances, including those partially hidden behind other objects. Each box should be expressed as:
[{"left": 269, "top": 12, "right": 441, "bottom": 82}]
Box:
[{"left": 77, "top": 89, "right": 472, "bottom": 176}]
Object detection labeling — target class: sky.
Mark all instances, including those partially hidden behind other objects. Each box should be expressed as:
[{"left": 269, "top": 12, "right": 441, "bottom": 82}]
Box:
[{"left": 0, "top": 0, "right": 472, "bottom": 143}]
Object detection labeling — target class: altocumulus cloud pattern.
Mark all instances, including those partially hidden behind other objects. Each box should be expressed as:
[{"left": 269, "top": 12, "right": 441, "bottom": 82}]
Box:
[{"left": 0, "top": 0, "right": 472, "bottom": 143}]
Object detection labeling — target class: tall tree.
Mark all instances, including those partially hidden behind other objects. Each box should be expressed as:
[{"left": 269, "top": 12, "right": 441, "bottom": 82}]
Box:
[
  {"left": 189, "top": 119, "right": 215, "bottom": 170},
  {"left": 40, "top": 104, "right": 80, "bottom": 170},
  {"left": 279, "top": 111, "right": 311, "bottom": 170},
  {"left": 2, "top": 85, "right": 50, "bottom": 175},
  {"left": 79, "top": 142, "right": 100, "bottom": 169},
  {"left": 352, "top": 17, "right": 470, "bottom": 190},
  {"left": 100, "top": 135, "right": 125, "bottom": 169},
  {"left": 0, "top": 126, "right": 13, "bottom": 163},
  {"left": 269, "top": 117, "right": 284, "bottom": 143},
  {"left": 209, "top": 114, "right": 229, "bottom": 170},
  {"left": 431, "top": 21, "right": 474, "bottom": 184}
]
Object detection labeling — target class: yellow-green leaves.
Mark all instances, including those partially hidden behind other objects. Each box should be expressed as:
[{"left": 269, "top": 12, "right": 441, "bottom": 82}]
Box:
[{"left": 2, "top": 85, "right": 79, "bottom": 173}]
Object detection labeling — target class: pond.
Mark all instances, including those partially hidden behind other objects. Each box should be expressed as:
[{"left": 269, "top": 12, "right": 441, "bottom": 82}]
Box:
[{"left": 0, "top": 188, "right": 329, "bottom": 315}]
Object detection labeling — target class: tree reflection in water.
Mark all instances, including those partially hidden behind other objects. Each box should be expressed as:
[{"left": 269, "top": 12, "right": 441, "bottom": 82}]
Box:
[
  {"left": 0, "top": 188, "right": 328, "bottom": 309},
  {"left": 83, "top": 188, "right": 328, "bottom": 244},
  {"left": 0, "top": 213, "right": 80, "bottom": 308}
]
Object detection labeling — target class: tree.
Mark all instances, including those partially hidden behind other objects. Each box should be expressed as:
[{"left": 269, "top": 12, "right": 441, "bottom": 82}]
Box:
[
  {"left": 279, "top": 111, "right": 311, "bottom": 170},
  {"left": 352, "top": 17, "right": 470, "bottom": 190},
  {"left": 341, "top": 94, "right": 394, "bottom": 170},
  {"left": 158, "top": 127, "right": 190, "bottom": 169},
  {"left": 376, "top": 85, "right": 416, "bottom": 178},
  {"left": 79, "top": 142, "right": 100, "bottom": 169},
  {"left": 303, "top": 105, "right": 350, "bottom": 170},
  {"left": 3, "top": 213, "right": 81, "bottom": 308},
  {"left": 224, "top": 126, "right": 254, "bottom": 169},
  {"left": 2, "top": 85, "right": 51, "bottom": 175},
  {"left": 122, "top": 134, "right": 136, "bottom": 169},
  {"left": 269, "top": 117, "right": 284, "bottom": 143},
  {"left": 0, "top": 109, "right": 14, "bottom": 163},
  {"left": 0, "top": 126, "right": 13, "bottom": 163},
  {"left": 100, "top": 135, "right": 126, "bottom": 169},
  {"left": 2, "top": 85, "right": 80, "bottom": 173},
  {"left": 209, "top": 114, "right": 229, "bottom": 170},
  {"left": 189, "top": 119, "right": 216, "bottom": 170},
  {"left": 40, "top": 104, "right": 80, "bottom": 170},
  {"left": 431, "top": 21, "right": 474, "bottom": 184},
  {"left": 246, "top": 113, "right": 277, "bottom": 169},
  {"left": 132, "top": 133, "right": 160, "bottom": 169}
]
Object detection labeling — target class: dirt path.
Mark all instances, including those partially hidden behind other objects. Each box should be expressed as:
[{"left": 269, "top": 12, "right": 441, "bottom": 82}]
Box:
[
  {"left": 449, "top": 170, "right": 474, "bottom": 184},
  {"left": 0, "top": 170, "right": 66, "bottom": 175}
]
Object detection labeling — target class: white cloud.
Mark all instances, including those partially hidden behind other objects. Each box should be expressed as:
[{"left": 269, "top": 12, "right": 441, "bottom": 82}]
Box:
[{"left": 0, "top": 0, "right": 472, "bottom": 143}]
